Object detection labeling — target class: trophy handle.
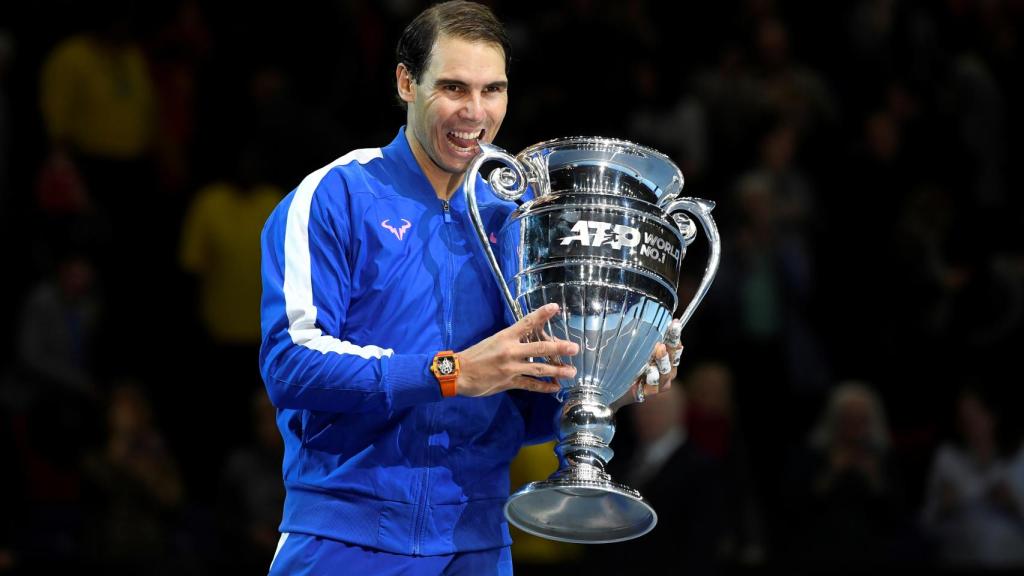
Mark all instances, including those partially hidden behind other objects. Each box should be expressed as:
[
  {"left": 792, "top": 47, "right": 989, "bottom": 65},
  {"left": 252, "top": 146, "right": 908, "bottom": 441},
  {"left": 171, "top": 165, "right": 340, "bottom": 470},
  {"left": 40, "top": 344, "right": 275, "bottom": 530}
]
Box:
[
  {"left": 663, "top": 197, "right": 721, "bottom": 330},
  {"left": 465, "top": 142, "right": 531, "bottom": 321}
]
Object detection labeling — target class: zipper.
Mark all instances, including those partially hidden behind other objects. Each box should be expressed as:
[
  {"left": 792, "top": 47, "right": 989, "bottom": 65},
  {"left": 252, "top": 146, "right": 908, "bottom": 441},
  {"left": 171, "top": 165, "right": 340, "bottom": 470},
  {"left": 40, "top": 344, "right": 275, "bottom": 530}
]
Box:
[
  {"left": 412, "top": 404, "right": 439, "bottom": 555},
  {"left": 442, "top": 199, "right": 454, "bottom": 348},
  {"left": 413, "top": 199, "right": 454, "bottom": 553},
  {"left": 442, "top": 199, "right": 452, "bottom": 223}
]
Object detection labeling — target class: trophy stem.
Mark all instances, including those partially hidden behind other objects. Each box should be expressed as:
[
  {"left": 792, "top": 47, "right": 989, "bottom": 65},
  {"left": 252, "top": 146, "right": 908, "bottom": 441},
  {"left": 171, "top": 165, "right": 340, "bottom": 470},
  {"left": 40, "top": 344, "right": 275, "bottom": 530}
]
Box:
[
  {"left": 552, "top": 388, "right": 615, "bottom": 481},
  {"left": 504, "top": 385, "right": 657, "bottom": 544}
]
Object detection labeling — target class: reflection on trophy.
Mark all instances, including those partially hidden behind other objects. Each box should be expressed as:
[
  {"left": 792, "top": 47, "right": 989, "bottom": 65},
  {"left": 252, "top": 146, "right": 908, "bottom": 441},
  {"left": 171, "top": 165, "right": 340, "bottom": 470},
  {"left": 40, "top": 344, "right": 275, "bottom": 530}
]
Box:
[{"left": 464, "top": 137, "right": 721, "bottom": 544}]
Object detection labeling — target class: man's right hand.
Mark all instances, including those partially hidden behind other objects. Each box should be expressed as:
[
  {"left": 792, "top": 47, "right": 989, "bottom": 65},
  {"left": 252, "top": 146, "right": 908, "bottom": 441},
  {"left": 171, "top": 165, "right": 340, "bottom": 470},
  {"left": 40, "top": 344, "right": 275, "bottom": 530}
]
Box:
[{"left": 456, "top": 303, "right": 578, "bottom": 397}]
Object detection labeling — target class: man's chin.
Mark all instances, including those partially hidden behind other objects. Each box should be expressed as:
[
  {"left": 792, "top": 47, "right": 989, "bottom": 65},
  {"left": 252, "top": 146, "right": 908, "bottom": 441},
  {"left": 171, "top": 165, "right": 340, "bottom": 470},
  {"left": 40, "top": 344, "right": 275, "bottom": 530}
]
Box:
[{"left": 434, "top": 155, "right": 472, "bottom": 176}]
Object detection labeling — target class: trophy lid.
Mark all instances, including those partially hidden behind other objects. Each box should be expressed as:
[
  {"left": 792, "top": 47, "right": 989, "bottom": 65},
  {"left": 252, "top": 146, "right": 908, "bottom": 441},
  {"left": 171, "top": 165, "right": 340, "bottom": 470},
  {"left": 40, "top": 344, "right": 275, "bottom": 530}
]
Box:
[{"left": 517, "top": 137, "right": 684, "bottom": 205}]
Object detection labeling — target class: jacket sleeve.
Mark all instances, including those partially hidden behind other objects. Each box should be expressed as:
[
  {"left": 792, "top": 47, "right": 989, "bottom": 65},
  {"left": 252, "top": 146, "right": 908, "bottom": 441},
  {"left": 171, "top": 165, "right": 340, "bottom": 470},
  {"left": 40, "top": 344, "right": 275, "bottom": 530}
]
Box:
[
  {"left": 259, "top": 170, "right": 440, "bottom": 414},
  {"left": 508, "top": 389, "right": 561, "bottom": 446}
]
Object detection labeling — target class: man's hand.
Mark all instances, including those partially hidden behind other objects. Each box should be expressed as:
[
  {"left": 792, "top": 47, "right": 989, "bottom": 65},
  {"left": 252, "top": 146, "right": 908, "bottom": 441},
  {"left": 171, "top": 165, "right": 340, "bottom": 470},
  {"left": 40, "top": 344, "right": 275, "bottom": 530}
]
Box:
[
  {"left": 457, "top": 303, "right": 579, "bottom": 397},
  {"left": 612, "top": 319, "right": 684, "bottom": 411}
]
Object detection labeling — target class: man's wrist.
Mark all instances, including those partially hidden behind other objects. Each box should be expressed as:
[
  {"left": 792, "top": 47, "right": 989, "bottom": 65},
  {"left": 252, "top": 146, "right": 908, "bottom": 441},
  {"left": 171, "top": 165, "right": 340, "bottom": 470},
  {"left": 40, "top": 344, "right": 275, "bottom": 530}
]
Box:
[
  {"left": 430, "top": 350, "right": 460, "bottom": 397},
  {"left": 384, "top": 354, "right": 444, "bottom": 409}
]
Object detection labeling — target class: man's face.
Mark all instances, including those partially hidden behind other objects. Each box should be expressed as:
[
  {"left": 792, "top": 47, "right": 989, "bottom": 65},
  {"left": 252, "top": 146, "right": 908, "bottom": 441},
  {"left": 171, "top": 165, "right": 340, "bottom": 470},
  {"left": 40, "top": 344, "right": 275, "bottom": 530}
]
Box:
[{"left": 401, "top": 35, "right": 508, "bottom": 178}]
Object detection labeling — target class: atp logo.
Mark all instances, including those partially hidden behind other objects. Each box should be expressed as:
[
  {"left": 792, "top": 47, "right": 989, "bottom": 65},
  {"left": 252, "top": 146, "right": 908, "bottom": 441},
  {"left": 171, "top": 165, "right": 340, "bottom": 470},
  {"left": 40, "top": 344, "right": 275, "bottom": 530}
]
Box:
[
  {"left": 381, "top": 219, "right": 412, "bottom": 240},
  {"left": 559, "top": 220, "right": 641, "bottom": 249}
]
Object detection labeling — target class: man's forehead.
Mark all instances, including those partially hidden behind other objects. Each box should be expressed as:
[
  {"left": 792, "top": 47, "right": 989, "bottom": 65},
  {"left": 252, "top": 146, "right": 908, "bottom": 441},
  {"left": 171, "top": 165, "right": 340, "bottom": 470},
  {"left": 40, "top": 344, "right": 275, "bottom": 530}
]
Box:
[{"left": 425, "top": 35, "right": 507, "bottom": 79}]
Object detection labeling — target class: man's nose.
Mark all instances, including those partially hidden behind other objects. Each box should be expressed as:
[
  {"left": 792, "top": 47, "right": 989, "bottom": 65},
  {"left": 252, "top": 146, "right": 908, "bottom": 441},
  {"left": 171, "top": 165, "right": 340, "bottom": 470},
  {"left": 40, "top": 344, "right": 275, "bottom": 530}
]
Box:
[{"left": 461, "top": 92, "right": 486, "bottom": 122}]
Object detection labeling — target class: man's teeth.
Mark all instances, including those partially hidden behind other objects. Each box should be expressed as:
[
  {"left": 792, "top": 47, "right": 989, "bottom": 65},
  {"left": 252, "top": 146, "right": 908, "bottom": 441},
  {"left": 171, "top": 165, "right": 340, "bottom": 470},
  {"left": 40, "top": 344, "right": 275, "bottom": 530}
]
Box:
[{"left": 450, "top": 130, "right": 482, "bottom": 140}]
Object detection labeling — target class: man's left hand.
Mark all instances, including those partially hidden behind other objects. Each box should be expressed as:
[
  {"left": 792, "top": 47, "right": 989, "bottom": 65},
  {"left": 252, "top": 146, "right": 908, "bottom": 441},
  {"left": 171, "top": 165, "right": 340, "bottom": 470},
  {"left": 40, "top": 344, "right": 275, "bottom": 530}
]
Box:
[{"left": 611, "top": 319, "right": 684, "bottom": 410}]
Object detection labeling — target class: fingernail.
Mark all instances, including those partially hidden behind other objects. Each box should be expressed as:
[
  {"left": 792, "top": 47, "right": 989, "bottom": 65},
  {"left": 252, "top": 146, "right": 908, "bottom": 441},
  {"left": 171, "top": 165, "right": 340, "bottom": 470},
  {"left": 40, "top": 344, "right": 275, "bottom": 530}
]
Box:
[
  {"left": 569, "top": 343, "right": 580, "bottom": 354},
  {"left": 546, "top": 303, "right": 559, "bottom": 312},
  {"left": 671, "top": 348, "right": 683, "bottom": 367},
  {"left": 666, "top": 319, "right": 682, "bottom": 346},
  {"left": 646, "top": 366, "right": 660, "bottom": 387},
  {"left": 657, "top": 354, "right": 671, "bottom": 374}
]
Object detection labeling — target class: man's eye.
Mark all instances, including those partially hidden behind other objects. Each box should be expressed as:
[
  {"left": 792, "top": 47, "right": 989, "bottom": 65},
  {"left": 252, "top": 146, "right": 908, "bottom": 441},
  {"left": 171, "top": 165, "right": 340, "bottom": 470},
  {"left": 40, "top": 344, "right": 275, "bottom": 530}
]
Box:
[{"left": 444, "top": 85, "right": 464, "bottom": 93}]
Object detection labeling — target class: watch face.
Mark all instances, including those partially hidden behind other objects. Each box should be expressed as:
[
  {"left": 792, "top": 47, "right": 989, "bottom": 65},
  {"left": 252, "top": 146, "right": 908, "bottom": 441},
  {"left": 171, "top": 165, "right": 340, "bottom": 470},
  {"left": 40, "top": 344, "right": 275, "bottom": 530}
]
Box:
[{"left": 437, "top": 356, "right": 456, "bottom": 376}]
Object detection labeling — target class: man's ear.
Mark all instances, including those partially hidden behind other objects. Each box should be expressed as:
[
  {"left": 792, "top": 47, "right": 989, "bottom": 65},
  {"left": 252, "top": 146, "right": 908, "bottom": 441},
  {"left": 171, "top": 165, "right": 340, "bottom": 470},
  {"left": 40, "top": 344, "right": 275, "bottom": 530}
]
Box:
[{"left": 396, "top": 64, "right": 416, "bottom": 104}]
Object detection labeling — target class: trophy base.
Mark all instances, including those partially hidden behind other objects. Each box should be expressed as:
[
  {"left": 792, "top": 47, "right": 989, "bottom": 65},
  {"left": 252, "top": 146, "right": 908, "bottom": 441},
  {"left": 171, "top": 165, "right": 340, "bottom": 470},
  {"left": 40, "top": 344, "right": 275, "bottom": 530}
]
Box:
[{"left": 504, "top": 477, "right": 657, "bottom": 544}]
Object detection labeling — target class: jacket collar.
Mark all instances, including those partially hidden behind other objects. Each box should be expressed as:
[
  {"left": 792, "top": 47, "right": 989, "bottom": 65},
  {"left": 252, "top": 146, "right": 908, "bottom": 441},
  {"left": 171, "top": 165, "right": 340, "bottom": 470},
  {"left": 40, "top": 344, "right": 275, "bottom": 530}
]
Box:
[{"left": 385, "top": 126, "right": 489, "bottom": 211}]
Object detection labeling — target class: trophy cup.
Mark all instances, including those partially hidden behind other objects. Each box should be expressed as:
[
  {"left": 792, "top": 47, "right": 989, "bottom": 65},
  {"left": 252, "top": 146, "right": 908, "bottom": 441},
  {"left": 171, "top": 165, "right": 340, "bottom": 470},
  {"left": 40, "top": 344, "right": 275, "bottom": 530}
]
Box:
[{"left": 464, "top": 137, "right": 721, "bottom": 544}]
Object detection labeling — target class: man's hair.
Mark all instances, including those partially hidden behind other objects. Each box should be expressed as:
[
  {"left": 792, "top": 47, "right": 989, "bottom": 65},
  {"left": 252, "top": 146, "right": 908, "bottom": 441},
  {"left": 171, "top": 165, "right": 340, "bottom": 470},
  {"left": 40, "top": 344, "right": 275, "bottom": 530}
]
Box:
[{"left": 396, "top": 1, "right": 511, "bottom": 86}]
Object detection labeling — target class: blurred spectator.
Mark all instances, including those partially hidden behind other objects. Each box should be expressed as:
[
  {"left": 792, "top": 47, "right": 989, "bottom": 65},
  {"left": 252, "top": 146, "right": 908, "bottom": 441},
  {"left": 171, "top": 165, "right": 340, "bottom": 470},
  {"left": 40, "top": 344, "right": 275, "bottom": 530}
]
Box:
[
  {"left": 894, "top": 183, "right": 969, "bottom": 343},
  {"left": 749, "top": 17, "right": 838, "bottom": 157},
  {"left": 921, "top": 387, "right": 1024, "bottom": 569},
  {"left": 751, "top": 117, "right": 815, "bottom": 236},
  {"left": 10, "top": 249, "right": 101, "bottom": 573},
  {"left": 37, "top": 1, "right": 163, "bottom": 370},
  {"left": 179, "top": 143, "right": 281, "bottom": 349},
  {"left": 6, "top": 254, "right": 102, "bottom": 572},
  {"left": 589, "top": 385, "right": 722, "bottom": 575},
  {"left": 178, "top": 141, "right": 283, "bottom": 478},
  {"left": 193, "top": 53, "right": 304, "bottom": 192},
  {"left": 685, "top": 361, "right": 764, "bottom": 567},
  {"left": 785, "top": 381, "right": 904, "bottom": 571},
  {"left": 821, "top": 105, "right": 915, "bottom": 384},
  {"left": 966, "top": 253, "right": 1024, "bottom": 353},
  {"left": 718, "top": 171, "right": 813, "bottom": 349},
  {"left": 16, "top": 250, "right": 100, "bottom": 397},
  {"left": 83, "top": 382, "right": 183, "bottom": 575},
  {"left": 691, "top": 44, "right": 763, "bottom": 182},
  {"left": 707, "top": 160, "right": 828, "bottom": 549},
  {"left": 215, "top": 389, "right": 286, "bottom": 573},
  {"left": 33, "top": 143, "right": 91, "bottom": 217},
  {"left": 148, "top": 0, "right": 210, "bottom": 196},
  {"left": 38, "top": 1, "right": 157, "bottom": 213},
  {"left": 625, "top": 55, "right": 709, "bottom": 183},
  {"left": 39, "top": 4, "right": 155, "bottom": 163},
  {"left": 717, "top": 153, "right": 827, "bottom": 389},
  {"left": 945, "top": 53, "right": 1006, "bottom": 216},
  {"left": 732, "top": 114, "right": 828, "bottom": 393}
]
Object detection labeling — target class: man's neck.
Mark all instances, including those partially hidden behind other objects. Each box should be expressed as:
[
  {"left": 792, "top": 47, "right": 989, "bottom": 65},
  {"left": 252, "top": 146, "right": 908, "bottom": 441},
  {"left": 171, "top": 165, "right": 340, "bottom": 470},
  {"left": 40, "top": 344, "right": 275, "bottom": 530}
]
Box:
[{"left": 405, "top": 129, "right": 463, "bottom": 200}]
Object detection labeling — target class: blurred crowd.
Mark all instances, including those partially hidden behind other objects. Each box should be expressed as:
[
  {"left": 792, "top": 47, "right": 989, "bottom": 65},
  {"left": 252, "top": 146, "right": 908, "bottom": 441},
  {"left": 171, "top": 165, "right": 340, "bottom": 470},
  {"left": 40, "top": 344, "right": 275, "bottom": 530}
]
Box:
[{"left": 1, "top": 0, "right": 1022, "bottom": 574}]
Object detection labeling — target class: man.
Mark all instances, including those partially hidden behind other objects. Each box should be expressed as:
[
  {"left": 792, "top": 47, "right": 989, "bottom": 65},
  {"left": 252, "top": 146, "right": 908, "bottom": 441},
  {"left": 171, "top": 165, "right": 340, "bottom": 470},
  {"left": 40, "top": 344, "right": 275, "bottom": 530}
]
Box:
[{"left": 259, "top": 2, "right": 679, "bottom": 573}]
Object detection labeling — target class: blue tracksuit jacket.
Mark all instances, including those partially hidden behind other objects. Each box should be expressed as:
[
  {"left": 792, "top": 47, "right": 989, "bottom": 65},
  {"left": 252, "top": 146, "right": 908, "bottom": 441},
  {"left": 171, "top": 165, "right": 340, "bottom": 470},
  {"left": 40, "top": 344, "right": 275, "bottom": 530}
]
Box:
[{"left": 259, "top": 127, "right": 560, "bottom": 556}]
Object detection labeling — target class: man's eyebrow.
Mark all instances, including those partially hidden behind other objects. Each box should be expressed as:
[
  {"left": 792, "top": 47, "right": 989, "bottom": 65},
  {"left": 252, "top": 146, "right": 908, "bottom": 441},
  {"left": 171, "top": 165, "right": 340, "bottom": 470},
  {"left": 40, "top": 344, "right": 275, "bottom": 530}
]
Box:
[
  {"left": 434, "top": 78, "right": 468, "bottom": 87},
  {"left": 433, "top": 78, "right": 509, "bottom": 89}
]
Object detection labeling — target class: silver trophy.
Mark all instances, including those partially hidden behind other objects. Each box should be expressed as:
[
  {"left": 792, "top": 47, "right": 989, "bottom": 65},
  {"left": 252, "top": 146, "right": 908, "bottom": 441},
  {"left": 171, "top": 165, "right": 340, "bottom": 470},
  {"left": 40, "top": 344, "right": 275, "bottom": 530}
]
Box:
[{"left": 464, "top": 137, "right": 721, "bottom": 544}]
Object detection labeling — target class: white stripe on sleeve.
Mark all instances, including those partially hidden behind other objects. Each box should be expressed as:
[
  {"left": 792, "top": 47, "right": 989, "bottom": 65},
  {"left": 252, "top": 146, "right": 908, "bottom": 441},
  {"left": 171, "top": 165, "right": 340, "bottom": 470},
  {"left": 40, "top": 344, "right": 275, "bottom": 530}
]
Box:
[{"left": 283, "top": 148, "right": 393, "bottom": 359}]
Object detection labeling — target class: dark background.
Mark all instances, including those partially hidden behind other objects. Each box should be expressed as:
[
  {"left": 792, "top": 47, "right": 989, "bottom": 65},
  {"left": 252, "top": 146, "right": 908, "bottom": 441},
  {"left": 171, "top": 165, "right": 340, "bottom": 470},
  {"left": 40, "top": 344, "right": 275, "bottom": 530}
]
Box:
[{"left": 1, "top": 0, "right": 1022, "bottom": 574}]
